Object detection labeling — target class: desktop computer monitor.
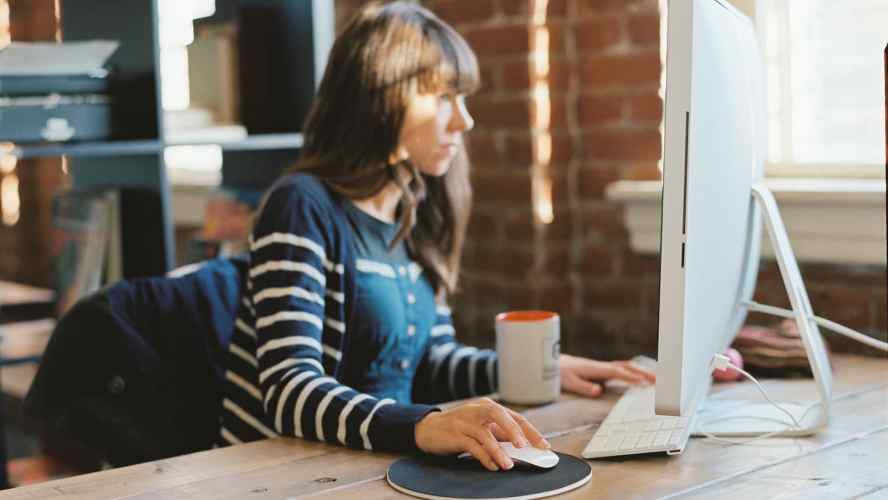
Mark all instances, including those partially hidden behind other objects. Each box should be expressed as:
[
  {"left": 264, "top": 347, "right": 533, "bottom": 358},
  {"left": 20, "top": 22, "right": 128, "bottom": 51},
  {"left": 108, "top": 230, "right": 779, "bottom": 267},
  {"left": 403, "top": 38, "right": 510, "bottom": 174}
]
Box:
[
  {"left": 655, "top": 0, "right": 834, "bottom": 436},
  {"left": 655, "top": 0, "right": 767, "bottom": 417},
  {"left": 653, "top": 0, "right": 835, "bottom": 434}
]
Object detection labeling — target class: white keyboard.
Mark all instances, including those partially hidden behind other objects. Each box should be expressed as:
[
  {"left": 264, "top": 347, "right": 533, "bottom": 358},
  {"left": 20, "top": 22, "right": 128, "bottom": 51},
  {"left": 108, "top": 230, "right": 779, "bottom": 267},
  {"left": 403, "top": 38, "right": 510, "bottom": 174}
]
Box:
[{"left": 582, "top": 359, "right": 695, "bottom": 459}]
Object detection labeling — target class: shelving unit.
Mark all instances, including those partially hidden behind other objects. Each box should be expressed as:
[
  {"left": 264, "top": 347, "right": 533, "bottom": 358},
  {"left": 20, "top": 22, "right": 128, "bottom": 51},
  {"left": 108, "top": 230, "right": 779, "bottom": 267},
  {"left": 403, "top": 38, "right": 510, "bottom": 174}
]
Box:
[{"left": 2, "top": 0, "right": 332, "bottom": 277}]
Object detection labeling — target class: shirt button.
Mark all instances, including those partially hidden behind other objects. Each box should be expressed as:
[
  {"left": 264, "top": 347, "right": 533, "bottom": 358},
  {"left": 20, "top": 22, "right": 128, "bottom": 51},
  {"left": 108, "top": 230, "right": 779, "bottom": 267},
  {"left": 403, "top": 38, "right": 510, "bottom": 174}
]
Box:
[
  {"left": 406, "top": 293, "right": 416, "bottom": 304},
  {"left": 399, "top": 266, "right": 407, "bottom": 276},
  {"left": 407, "top": 324, "right": 416, "bottom": 336},
  {"left": 400, "top": 359, "right": 410, "bottom": 371}
]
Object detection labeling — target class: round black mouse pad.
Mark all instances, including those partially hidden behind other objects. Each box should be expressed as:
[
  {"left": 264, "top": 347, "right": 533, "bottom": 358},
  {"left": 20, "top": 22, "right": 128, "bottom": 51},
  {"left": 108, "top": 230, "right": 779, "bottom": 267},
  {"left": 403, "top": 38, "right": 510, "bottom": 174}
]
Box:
[{"left": 386, "top": 453, "right": 592, "bottom": 500}]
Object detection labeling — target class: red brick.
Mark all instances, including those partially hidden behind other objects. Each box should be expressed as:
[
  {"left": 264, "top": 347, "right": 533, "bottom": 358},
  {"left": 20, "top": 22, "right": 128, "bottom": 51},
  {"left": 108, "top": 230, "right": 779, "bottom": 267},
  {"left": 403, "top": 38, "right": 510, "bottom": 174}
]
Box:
[
  {"left": 873, "top": 293, "right": 887, "bottom": 333},
  {"left": 502, "top": 134, "right": 534, "bottom": 165},
  {"left": 504, "top": 132, "right": 573, "bottom": 165},
  {"left": 628, "top": 92, "right": 662, "bottom": 122},
  {"left": 548, "top": 95, "right": 570, "bottom": 130},
  {"left": 470, "top": 95, "right": 532, "bottom": 129},
  {"left": 473, "top": 246, "right": 536, "bottom": 277},
  {"left": 581, "top": 246, "right": 614, "bottom": 275},
  {"left": 621, "top": 251, "right": 659, "bottom": 276},
  {"left": 502, "top": 208, "right": 536, "bottom": 235},
  {"left": 582, "top": 129, "right": 661, "bottom": 161},
  {"left": 581, "top": 205, "right": 627, "bottom": 238},
  {"left": 547, "top": 0, "right": 569, "bottom": 19},
  {"left": 477, "top": 63, "right": 499, "bottom": 94},
  {"left": 547, "top": 22, "right": 568, "bottom": 54},
  {"left": 466, "top": 211, "right": 501, "bottom": 239},
  {"left": 647, "top": 286, "right": 662, "bottom": 321},
  {"left": 575, "top": 0, "right": 658, "bottom": 14},
  {"left": 508, "top": 286, "right": 539, "bottom": 310},
  {"left": 472, "top": 171, "right": 532, "bottom": 203},
  {"left": 548, "top": 168, "right": 572, "bottom": 206},
  {"left": 464, "top": 24, "right": 530, "bottom": 57},
  {"left": 583, "top": 280, "right": 644, "bottom": 309},
  {"left": 627, "top": 13, "right": 660, "bottom": 46},
  {"left": 429, "top": 0, "right": 496, "bottom": 26},
  {"left": 547, "top": 59, "right": 574, "bottom": 92},
  {"left": 538, "top": 282, "right": 579, "bottom": 314},
  {"left": 542, "top": 213, "right": 575, "bottom": 242},
  {"left": 9, "top": 0, "right": 58, "bottom": 40},
  {"left": 551, "top": 133, "right": 574, "bottom": 163},
  {"left": 466, "top": 279, "right": 514, "bottom": 307},
  {"left": 581, "top": 51, "right": 662, "bottom": 87},
  {"left": 574, "top": 16, "right": 623, "bottom": 52},
  {"left": 502, "top": 59, "right": 533, "bottom": 91},
  {"left": 808, "top": 285, "right": 872, "bottom": 332},
  {"left": 578, "top": 165, "right": 622, "bottom": 198},
  {"left": 578, "top": 95, "right": 623, "bottom": 127},
  {"left": 623, "top": 161, "right": 662, "bottom": 180},
  {"left": 803, "top": 263, "right": 887, "bottom": 287},
  {"left": 542, "top": 245, "right": 574, "bottom": 276},
  {"left": 467, "top": 132, "right": 501, "bottom": 165}
]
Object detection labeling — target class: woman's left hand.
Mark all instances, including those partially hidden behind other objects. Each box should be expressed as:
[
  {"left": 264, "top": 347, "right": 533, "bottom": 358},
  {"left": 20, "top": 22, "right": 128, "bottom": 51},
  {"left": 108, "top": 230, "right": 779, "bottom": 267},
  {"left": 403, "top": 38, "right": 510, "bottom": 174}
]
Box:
[{"left": 559, "top": 354, "right": 656, "bottom": 398}]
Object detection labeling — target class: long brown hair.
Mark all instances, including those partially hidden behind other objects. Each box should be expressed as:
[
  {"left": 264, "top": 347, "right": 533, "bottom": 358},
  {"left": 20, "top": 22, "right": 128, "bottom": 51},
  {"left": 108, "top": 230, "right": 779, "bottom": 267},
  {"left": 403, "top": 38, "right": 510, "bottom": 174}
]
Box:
[{"left": 289, "top": 1, "right": 479, "bottom": 297}]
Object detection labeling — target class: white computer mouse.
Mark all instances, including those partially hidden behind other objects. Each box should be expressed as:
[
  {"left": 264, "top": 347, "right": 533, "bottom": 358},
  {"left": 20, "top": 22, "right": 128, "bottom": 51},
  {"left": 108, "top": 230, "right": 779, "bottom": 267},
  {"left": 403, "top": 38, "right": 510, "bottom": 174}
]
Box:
[{"left": 459, "top": 442, "right": 560, "bottom": 470}]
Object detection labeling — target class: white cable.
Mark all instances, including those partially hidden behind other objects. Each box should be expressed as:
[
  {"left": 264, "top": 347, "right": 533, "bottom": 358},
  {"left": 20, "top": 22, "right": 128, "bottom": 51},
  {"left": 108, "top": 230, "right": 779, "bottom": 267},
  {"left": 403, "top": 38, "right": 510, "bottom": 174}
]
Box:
[
  {"left": 697, "top": 354, "right": 818, "bottom": 446},
  {"left": 697, "top": 401, "right": 822, "bottom": 446},
  {"left": 742, "top": 300, "right": 888, "bottom": 352},
  {"left": 711, "top": 354, "right": 802, "bottom": 429},
  {"left": 696, "top": 299, "right": 886, "bottom": 447}
]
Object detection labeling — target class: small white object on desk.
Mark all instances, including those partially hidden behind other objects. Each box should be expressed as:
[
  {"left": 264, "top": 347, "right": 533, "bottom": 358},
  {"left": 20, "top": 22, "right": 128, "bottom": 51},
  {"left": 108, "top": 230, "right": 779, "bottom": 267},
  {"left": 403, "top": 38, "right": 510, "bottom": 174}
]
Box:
[{"left": 459, "top": 442, "right": 560, "bottom": 470}]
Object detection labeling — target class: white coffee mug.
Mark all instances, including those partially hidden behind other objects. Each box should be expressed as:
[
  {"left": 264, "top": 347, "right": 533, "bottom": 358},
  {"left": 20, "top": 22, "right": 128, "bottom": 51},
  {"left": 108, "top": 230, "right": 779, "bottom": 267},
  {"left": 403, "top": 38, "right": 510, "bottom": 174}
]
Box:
[{"left": 496, "top": 311, "right": 560, "bottom": 405}]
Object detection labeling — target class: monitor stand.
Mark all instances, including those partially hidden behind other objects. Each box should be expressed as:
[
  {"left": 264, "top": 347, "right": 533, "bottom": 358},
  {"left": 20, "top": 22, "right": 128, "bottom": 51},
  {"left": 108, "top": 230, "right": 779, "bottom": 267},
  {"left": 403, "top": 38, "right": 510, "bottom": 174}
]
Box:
[{"left": 691, "top": 183, "right": 833, "bottom": 438}]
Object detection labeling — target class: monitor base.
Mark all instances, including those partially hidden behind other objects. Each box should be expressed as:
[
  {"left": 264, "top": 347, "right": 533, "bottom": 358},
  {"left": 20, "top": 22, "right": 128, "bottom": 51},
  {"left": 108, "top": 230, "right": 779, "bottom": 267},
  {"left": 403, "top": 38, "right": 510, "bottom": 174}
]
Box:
[{"left": 692, "top": 398, "right": 825, "bottom": 437}]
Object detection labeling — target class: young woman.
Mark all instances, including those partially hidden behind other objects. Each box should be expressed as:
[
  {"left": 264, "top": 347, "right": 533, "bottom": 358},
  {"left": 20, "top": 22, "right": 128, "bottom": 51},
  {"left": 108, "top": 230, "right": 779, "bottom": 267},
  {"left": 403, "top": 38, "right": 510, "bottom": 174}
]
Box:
[{"left": 219, "top": 1, "right": 654, "bottom": 472}]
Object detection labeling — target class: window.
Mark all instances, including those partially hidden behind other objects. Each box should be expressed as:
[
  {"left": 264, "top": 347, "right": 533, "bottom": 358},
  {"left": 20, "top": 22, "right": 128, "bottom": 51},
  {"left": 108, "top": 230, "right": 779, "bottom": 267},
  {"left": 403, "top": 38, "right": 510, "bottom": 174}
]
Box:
[{"left": 762, "top": 0, "right": 887, "bottom": 178}]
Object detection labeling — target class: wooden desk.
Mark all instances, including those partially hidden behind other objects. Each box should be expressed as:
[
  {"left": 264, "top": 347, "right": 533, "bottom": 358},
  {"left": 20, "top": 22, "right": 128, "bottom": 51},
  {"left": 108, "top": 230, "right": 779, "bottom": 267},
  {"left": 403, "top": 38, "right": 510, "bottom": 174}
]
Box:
[{"left": 3, "top": 354, "right": 886, "bottom": 499}]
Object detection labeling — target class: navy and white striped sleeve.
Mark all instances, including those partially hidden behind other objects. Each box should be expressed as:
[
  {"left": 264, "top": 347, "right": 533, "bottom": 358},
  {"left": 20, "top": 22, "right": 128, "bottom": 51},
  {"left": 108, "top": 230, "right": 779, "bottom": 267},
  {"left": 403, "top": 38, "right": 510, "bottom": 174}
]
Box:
[
  {"left": 251, "top": 186, "right": 436, "bottom": 452},
  {"left": 412, "top": 303, "right": 498, "bottom": 404}
]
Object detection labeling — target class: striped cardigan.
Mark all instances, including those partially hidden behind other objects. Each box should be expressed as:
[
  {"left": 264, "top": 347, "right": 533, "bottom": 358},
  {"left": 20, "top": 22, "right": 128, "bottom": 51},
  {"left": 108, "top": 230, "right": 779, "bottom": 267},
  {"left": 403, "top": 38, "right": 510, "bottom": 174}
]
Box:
[{"left": 218, "top": 174, "right": 497, "bottom": 453}]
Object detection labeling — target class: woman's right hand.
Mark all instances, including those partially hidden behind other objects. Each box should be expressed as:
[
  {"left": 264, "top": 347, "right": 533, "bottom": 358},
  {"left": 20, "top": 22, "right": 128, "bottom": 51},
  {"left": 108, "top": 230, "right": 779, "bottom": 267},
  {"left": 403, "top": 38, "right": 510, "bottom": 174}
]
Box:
[{"left": 414, "top": 397, "right": 550, "bottom": 471}]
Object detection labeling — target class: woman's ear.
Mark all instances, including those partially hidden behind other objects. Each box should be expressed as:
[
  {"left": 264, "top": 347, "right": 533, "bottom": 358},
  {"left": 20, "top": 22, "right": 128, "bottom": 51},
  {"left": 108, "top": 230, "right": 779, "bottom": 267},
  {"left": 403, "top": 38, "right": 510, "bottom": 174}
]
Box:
[{"left": 388, "top": 145, "right": 409, "bottom": 165}]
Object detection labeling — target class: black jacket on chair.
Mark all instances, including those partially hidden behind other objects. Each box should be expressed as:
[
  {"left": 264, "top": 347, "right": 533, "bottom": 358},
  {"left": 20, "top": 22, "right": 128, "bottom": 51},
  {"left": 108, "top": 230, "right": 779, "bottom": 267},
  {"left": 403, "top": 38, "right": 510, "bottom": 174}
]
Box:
[{"left": 24, "top": 257, "right": 247, "bottom": 466}]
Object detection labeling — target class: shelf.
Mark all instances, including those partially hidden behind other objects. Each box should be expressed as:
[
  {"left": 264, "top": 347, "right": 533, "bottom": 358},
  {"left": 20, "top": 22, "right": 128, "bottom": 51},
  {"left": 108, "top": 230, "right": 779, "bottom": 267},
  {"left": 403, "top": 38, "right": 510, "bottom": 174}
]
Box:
[
  {"left": 4, "top": 133, "right": 305, "bottom": 160},
  {"left": 7, "top": 140, "right": 164, "bottom": 159},
  {"left": 167, "top": 133, "right": 304, "bottom": 151}
]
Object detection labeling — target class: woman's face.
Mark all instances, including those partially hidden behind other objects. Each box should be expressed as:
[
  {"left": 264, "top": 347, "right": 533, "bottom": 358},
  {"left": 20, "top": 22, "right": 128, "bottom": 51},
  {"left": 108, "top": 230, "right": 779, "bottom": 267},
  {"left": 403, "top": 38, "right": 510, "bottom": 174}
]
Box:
[{"left": 395, "top": 88, "right": 474, "bottom": 177}]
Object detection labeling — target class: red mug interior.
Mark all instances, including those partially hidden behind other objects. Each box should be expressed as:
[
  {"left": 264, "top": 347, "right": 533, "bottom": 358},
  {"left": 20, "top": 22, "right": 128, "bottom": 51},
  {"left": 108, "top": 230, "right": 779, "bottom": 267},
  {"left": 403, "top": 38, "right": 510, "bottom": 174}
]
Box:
[{"left": 496, "top": 311, "right": 558, "bottom": 323}]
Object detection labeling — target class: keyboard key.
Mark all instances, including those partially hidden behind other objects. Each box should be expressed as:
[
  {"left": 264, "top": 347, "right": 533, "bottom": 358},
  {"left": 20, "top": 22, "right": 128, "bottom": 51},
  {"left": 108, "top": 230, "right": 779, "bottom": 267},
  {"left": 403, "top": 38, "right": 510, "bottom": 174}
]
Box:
[
  {"left": 605, "top": 434, "right": 625, "bottom": 451},
  {"left": 619, "top": 434, "right": 640, "bottom": 451},
  {"left": 644, "top": 420, "right": 662, "bottom": 432},
  {"left": 654, "top": 431, "right": 671, "bottom": 446},
  {"left": 587, "top": 436, "right": 608, "bottom": 452},
  {"left": 629, "top": 422, "right": 648, "bottom": 433},
  {"left": 659, "top": 417, "right": 679, "bottom": 430},
  {"left": 637, "top": 432, "right": 655, "bottom": 448},
  {"left": 669, "top": 430, "right": 687, "bottom": 448}
]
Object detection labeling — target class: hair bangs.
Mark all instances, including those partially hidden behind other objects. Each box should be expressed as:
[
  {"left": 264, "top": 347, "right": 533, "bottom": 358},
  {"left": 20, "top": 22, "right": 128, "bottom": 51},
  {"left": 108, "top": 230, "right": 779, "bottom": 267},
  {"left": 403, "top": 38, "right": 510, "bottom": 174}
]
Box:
[{"left": 420, "top": 20, "right": 480, "bottom": 95}]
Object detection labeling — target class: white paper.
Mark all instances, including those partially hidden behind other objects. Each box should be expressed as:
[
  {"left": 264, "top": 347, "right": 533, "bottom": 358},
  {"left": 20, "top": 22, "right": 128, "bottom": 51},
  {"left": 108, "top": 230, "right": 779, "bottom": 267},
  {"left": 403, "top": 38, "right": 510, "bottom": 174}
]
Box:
[{"left": 0, "top": 40, "right": 120, "bottom": 76}]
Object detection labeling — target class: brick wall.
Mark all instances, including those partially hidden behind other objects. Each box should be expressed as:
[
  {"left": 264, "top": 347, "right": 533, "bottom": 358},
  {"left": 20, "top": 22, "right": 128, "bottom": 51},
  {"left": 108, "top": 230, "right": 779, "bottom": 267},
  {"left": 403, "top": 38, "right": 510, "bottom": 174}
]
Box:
[{"left": 335, "top": 0, "right": 886, "bottom": 359}]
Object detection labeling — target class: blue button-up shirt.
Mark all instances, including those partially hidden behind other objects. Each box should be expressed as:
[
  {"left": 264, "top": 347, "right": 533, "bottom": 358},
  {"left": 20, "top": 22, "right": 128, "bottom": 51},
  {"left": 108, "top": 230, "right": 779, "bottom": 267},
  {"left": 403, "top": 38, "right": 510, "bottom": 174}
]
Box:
[{"left": 340, "top": 201, "right": 437, "bottom": 404}]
